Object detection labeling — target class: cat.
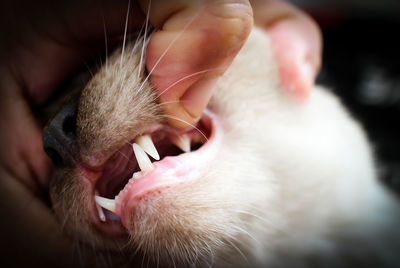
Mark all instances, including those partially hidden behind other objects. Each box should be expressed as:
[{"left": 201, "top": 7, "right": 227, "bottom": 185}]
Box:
[{"left": 43, "top": 26, "right": 400, "bottom": 267}]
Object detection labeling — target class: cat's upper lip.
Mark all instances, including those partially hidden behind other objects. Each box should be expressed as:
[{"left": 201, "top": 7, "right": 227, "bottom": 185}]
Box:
[{"left": 84, "top": 109, "right": 223, "bottom": 233}]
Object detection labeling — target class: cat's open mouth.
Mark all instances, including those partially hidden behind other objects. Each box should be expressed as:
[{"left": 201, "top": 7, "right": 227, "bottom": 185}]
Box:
[{"left": 87, "top": 110, "right": 222, "bottom": 235}]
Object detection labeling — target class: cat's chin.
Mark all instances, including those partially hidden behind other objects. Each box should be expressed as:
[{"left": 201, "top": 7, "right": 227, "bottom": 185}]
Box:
[{"left": 76, "top": 109, "right": 223, "bottom": 237}]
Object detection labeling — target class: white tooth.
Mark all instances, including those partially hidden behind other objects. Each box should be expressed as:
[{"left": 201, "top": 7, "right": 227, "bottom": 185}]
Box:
[
  {"left": 97, "top": 207, "right": 106, "bottom": 222},
  {"left": 95, "top": 195, "right": 116, "bottom": 213},
  {"left": 135, "top": 134, "right": 160, "bottom": 160},
  {"left": 95, "top": 191, "right": 106, "bottom": 222},
  {"left": 172, "top": 135, "right": 191, "bottom": 153},
  {"left": 133, "top": 143, "right": 154, "bottom": 172}
]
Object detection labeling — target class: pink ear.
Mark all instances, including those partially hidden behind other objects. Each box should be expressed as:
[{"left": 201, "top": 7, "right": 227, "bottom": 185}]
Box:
[{"left": 267, "top": 19, "right": 320, "bottom": 99}]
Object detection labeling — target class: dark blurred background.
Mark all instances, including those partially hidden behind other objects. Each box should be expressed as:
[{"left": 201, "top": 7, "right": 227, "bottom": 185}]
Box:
[{"left": 290, "top": 0, "right": 400, "bottom": 195}]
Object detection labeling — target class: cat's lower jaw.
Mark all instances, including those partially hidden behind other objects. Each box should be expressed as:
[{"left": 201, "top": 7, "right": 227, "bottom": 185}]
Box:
[
  {"left": 81, "top": 110, "right": 223, "bottom": 237},
  {"left": 115, "top": 110, "right": 223, "bottom": 230}
]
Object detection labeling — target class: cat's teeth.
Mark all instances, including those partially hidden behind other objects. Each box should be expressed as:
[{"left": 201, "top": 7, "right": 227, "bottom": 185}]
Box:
[
  {"left": 132, "top": 172, "right": 141, "bottom": 179},
  {"left": 95, "top": 191, "right": 106, "bottom": 222},
  {"left": 135, "top": 134, "right": 160, "bottom": 160},
  {"left": 133, "top": 143, "right": 154, "bottom": 172},
  {"left": 95, "top": 195, "right": 116, "bottom": 213},
  {"left": 172, "top": 135, "right": 191, "bottom": 153}
]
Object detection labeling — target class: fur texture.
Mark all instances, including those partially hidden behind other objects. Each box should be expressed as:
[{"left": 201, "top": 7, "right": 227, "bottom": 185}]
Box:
[{"left": 48, "top": 28, "right": 400, "bottom": 267}]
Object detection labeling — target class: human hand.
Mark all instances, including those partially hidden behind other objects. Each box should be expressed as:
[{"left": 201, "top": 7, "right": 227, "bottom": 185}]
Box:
[
  {"left": 152, "top": 0, "right": 322, "bottom": 128},
  {"left": 0, "top": 0, "right": 250, "bottom": 264}
]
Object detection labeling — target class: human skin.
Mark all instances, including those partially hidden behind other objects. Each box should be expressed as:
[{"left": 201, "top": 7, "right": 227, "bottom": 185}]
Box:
[{"left": 0, "top": 0, "right": 321, "bottom": 265}]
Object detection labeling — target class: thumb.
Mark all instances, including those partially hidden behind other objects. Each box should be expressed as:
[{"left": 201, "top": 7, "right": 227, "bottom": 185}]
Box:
[{"left": 143, "top": 0, "right": 253, "bottom": 128}]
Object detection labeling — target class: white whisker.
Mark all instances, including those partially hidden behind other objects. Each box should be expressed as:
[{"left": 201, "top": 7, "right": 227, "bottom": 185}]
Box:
[
  {"left": 120, "top": 0, "right": 131, "bottom": 68},
  {"left": 158, "top": 68, "right": 217, "bottom": 97},
  {"left": 155, "top": 100, "right": 182, "bottom": 107},
  {"left": 83, "top": 61, "right": 94, "bottom": 78},
  {"left": 119, "top": 67, "right": 129, "bottom": 93},
  {"left": 231, "top": 209, "right": 271, "bottom": 225},
  {"left": 130, "top": 22, "right": 145, "bottom": 58},
  {"left": 116, "top": 149, "right": 133, "bottom": 163},
  {"left": 226, "top": 239, "right": 248, "bottom": 263},
  {"left": 137, "top": 8, "right": 203, "bottom": 94},
  {"left": 161, "top": 114, "right": 208, "bottom": 141},
  {"left": 138, "top": 0, "right": 151, "bottom": 77},
  {"left": 128, "top": 17, "right": 149, "bottom": 63},
  {"left": 231, "top": 225, "right": 261, "bottom": 246},
  {"left": 102, "top": 17, "right": 108, "bottom": 72}
]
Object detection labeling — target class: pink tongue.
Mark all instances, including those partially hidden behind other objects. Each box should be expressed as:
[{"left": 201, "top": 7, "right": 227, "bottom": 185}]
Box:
[{"left": 115, "top": 157, "right": 190, "bottom": 228}]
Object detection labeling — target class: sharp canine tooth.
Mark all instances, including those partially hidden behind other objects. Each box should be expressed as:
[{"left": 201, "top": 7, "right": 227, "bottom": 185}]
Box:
[
  {"left": 133, "top": 143, "right": 154, "bottom": 172},
  {"left": 173, "top": 135, "right": 191, "bottom": 153},
  {"left": 135, "top": 134, "right": 160, "bottom": 160},
  {"left": 95, "top": 191, "right": 106, "bottom": 222},
  {"left": 95, "top": 195, "right": 116, "bottom": 213}
]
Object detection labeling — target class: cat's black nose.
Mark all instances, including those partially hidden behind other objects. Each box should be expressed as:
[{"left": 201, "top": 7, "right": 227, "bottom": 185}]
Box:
[{"left": 43, "top": 104, "right": 78, "bottom": 167}]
